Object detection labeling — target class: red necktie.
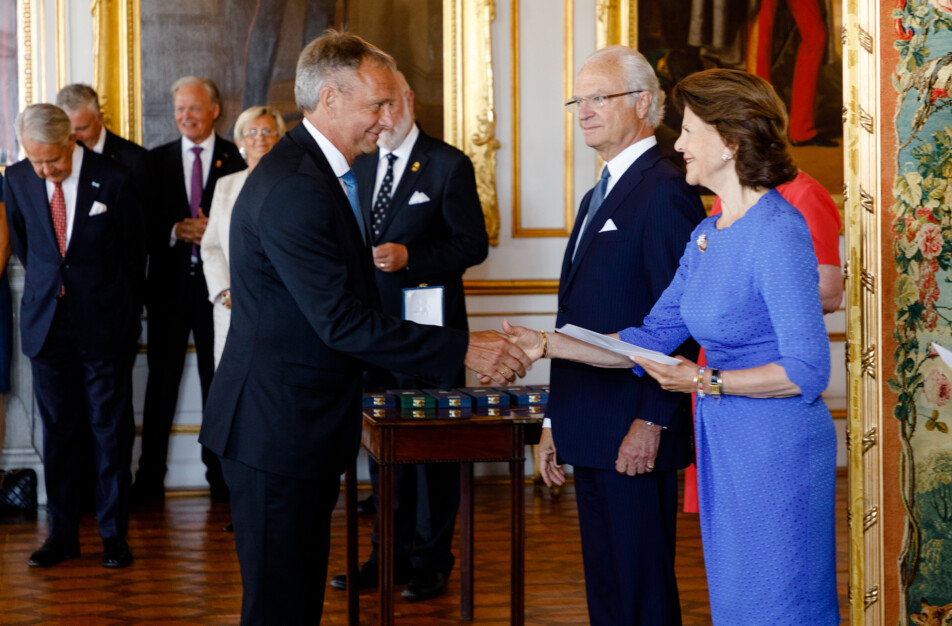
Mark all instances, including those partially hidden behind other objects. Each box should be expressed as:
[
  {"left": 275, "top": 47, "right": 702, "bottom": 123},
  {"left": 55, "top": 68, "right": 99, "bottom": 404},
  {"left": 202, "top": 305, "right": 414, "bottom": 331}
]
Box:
[{"left": 51, "top": 182, "right": 67, "bottom": 256}]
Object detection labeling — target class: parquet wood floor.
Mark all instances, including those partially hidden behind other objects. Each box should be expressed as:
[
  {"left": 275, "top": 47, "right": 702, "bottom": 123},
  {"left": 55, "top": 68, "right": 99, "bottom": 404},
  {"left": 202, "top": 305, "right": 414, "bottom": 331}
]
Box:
[{"left": 0, "top": 473, "right": 849, "bottom": 624}]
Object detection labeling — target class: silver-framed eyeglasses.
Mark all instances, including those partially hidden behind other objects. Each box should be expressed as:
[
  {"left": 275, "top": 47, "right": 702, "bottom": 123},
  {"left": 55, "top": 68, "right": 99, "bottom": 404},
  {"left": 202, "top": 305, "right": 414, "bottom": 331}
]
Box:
[
  {"left": 564, "top": 90, "right": 644, "bottom": 113},
  {"left": 244, "top": 128, "right": 276, "bottom": 137}
]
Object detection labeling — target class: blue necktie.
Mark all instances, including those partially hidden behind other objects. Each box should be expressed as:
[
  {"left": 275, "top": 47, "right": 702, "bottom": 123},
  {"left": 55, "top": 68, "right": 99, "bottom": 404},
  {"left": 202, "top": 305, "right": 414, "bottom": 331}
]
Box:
[
  {"left": 341, "top": 170, "right": 365, "bottom": 243},
  {"left": 572, "top": 166, "right": 611, "bottom": 260}
]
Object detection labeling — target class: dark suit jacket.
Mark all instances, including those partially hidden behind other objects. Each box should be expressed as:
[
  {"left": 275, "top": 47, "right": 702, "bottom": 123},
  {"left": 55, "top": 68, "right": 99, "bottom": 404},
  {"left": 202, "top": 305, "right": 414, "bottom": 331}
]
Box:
[
  {"left": 548, "top": 144, "right": 705, "bottom": 472},
  {"left": 102, "top": 129, "right": 148, "bottom": 173},
  {"left": 199, "top": 123, "right": 469, "bottom": 480},
  {"left": 353, "top": 128, "right": 487, "bottom": 385},
  {"left": 3, "top": 146, "right": 145, "bottom": 359},
  {"left": 144, "top": 135, "right": 245, "bottom": 303}
]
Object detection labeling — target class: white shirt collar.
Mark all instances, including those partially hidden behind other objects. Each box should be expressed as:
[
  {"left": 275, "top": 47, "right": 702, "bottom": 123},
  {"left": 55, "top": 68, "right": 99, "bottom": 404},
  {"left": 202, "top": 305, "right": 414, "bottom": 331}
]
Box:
[
  {"left": 91, "top": 127, "right": 107, "bottom": 154},
  {"left": 181, "top": 132, "right": 216, "bottom": 157},
  {"left": 603, "top": 135, "right": 657, "bottom": 196},
  {"left": 380, "top": 123, "right": 419, "bottom": 164},
  {"left": 302, "top": 118, "right": 350, "bottom": 178}
]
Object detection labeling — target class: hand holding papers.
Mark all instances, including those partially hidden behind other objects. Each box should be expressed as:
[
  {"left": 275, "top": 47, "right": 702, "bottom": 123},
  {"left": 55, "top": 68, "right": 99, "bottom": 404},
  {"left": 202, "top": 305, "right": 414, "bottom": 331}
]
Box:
[{"left": 556, "top": 324, "right": 681, "bottom": 365}]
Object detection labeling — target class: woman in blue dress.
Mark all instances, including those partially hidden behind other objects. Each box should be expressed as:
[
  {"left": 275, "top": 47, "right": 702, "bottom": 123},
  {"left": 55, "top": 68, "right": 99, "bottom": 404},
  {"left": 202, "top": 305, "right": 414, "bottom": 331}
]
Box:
[{"left": 504, "top": 69, "right": 839, "bottom": 624}]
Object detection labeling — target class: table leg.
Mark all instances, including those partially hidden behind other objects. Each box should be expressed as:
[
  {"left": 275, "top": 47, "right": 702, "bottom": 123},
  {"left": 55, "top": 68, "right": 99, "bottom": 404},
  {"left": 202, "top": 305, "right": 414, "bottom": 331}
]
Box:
[
  {"left": 510, "top": 457, "right": 525, "bottom": 625},
  {"left": 379, "top": 462, "right": 395, "bottom": 626},
  {"left": 460, "top": 462, "right": 475, "bottom": 620},
  {"left": 345, "top": 462, "right": 359, "bottom": 626}
]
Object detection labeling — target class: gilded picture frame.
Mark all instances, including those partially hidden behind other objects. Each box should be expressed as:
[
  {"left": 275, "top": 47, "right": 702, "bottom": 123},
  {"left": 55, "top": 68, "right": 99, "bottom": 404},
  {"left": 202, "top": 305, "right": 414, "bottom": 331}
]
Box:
[{"left": 91, "top": 0, "right": 502, "bottom": 244}]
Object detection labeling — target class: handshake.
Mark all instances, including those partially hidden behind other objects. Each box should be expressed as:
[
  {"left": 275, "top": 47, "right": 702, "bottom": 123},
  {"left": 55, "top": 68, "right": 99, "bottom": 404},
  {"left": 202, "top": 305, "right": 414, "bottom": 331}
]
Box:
[{"left": 463, "top": 320, "right": 549, "bottom": 385}]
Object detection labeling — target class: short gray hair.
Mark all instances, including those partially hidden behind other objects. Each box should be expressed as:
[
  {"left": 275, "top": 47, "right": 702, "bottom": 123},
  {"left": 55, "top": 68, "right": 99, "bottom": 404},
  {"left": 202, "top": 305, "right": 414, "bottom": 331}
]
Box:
[
  {"left": 15, "top": 104, "right": 73, "bottom": 146},
  {"left": 234, "top": 105, "right": 287, "bottom": 143},
  {"left": 294, "top": 30, "right": 396, "bottom": 113},
  {"left": 55, "top": 83, "right": 100, "bottom": 114},
  {"left": 586, "top": 46, "right": 665, "bottom": 128},
  {"left": 171, "top": 76, "right": 222, "bottom": 107}
]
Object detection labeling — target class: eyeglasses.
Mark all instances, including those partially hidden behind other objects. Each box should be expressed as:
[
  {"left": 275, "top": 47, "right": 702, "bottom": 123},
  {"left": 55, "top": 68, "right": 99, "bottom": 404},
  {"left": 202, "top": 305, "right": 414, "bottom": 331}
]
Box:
[
  {"left": 244, "top": 128, "right": 276, "bottom": 137},
  {"left": 564, "top": 90, "right": 644, "bottom": 113}
]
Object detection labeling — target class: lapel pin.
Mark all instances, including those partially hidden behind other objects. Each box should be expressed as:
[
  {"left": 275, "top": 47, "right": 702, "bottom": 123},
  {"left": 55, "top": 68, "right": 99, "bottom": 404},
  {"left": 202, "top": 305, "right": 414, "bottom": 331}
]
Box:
[
  {"left": 411, "top": 161, "right": 420, "bottom": 172},
  {"left": 697, "top": 232, "right": 708, "bottom": 252},
  {"left": 91, "top": 181, "right": 100, "bottom": 188},
  {"left": 215, "top": 159, "right": 222, "bottom": 168}
]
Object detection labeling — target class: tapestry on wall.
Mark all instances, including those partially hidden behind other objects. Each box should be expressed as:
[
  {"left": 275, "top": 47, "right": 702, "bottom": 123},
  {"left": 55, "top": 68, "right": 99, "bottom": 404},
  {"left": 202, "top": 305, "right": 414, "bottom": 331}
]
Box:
[{"left": 888, "top": 0, "right": 952, "bottom": 620}]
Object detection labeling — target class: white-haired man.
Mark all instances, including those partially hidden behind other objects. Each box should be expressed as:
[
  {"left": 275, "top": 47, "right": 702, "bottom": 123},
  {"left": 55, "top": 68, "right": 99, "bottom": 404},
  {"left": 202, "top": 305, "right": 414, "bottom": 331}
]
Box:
[{"left": 4, "top": 104, "right": 145, "bottom": 569}]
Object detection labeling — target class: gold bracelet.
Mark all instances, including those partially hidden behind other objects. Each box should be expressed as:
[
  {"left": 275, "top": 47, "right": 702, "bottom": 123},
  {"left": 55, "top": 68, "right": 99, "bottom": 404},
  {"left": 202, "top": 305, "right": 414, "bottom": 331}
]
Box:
[{"left": 540, "top": 330, "right": 548, "bottom": 358}]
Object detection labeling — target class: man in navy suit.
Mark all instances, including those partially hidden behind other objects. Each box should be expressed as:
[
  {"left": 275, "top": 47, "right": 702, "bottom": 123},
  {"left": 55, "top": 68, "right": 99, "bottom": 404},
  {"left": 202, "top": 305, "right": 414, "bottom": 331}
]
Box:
[
  {"left": 4, "top": 104, "right": 145, "bottom": 568},
  {"left": 133, "top": 77, "right": 246, "bottom": 504},
  {"left": 199, "top": 32, "right": 529, "bottom": 624},
  {"left": 56, "top": 84, "right": 147, "bottom": 176},
  {"left": 329, "top": 71, "right": 488, "bottom": 601},
  {"left": 542, "top": 47, "right": 705, "bottom": 625}
]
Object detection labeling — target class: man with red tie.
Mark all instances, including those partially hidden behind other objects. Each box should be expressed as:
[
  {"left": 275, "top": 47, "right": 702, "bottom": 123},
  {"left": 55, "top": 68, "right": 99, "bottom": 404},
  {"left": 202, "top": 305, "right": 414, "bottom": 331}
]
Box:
[{"left": 4, "top": 104, "right": 145, "bottom": 568}]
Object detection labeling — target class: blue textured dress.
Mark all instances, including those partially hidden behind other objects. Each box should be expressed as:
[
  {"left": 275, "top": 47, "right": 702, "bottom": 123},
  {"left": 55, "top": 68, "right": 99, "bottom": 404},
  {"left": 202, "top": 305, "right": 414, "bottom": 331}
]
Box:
[{"left": 619, "top": 190, "right": 839, "bottom": 624}]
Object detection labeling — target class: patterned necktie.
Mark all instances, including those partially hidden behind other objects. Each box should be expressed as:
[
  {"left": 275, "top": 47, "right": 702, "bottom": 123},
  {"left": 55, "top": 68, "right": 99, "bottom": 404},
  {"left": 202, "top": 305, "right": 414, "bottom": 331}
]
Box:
[
  {"left": 341, "top": 170, "right": 365, "bottom": 243},
  {"left": 572, "top": 166, "right": 612, "bottom": 260},
  {"left": 189, "top": 146, "right": 204, "bottom": 258},
  {"left": 371, "top": 153, "right": 398, "bottom": 240},
  {"left": 50, "top": 181, "right": 67, "bottom": 256}
]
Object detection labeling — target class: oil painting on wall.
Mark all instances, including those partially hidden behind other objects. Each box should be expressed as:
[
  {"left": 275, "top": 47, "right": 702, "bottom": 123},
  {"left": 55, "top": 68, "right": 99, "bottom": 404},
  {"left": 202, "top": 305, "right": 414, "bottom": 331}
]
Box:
[{"left": 885, "top": 0, "right": 952, "bottom": 621}]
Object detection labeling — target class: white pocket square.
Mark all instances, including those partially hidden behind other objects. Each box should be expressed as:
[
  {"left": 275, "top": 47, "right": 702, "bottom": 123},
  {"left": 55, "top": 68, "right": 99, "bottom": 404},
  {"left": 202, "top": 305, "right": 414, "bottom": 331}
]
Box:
[
  {"left": 599, "top": 218, "right": 618, "bottom": 233},
  {"left": 409, "top": 191, "right": 430, "bottom": 205},
  {"left": 89, "top": 201, "right": 108, "bottom": 216}
]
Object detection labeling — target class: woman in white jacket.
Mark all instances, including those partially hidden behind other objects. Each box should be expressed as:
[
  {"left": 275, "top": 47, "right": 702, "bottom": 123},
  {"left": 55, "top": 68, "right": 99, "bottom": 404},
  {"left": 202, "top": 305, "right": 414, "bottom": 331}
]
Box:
[{"left": 202, "top": 106, "right": 285, "bottom": 367}]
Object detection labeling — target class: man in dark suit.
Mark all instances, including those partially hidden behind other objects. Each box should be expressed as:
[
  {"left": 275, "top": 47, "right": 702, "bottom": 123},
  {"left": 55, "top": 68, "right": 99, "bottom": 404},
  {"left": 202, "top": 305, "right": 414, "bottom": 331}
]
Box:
[
  {"left": 330, "top": 71, "right": 488, "bottom": 601},
  {"left": 4, "top": 104, "right": 145, "bottom": 568},
  {"left": 56, "top": 84, "right": 148, "bottom": 174},
  {"left": 199, "top": 32, "right": 529, "bottom": 624},
  {"left": 541, "top": 47, "right": 705, "bottom": 625},
  {"left": 133, "top": 77, "right": 246, "bottom": 503},
  {"left": 56, "top": 83, "right": 148, "bottom": 513}
]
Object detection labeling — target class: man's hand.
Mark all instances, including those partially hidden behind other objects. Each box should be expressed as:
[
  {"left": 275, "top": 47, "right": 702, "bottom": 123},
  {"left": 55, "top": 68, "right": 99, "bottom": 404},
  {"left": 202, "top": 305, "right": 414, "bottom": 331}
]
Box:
[
  {"left": 176, "top": 209, "right": 208, "bottom": 244},
  {"left": 501, "top": 319, "right": 545, "bottom": 361},
  {"left": 538, "top": 428, "right": 565, "bottom": 487},
  {"left": 372, "top": 243, "right": 408, "bottom": 272},
  {"left": 614, "top": 418, "right": 662, "bottom": 475},
  {"left": 464, "top": 330, "right": 532, "bottom": 385}
]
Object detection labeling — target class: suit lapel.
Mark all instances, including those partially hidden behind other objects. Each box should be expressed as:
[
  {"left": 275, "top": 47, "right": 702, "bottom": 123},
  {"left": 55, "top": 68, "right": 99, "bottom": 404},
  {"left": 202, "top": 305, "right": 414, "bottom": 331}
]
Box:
[
  {"left": 378, "top": 131, "right": 429, "bottom": 240},
  {"left": 355, "top": 150, "right": 378, "bottom": 228},
  {"left": 562, "top": 146, "right": 662, "bottom": 294},
  {"left": 169, "top": 140, "right": 188, "bottom": 218},
  {"left": 68, "top": 148, "right": 98, "bottom": 256}
]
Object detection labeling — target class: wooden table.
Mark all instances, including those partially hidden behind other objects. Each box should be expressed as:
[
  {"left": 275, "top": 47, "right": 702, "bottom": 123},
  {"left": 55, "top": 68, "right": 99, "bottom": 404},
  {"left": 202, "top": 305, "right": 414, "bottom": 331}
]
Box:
[{"left": 345, "top": 406, "right": 543, "bottom": 626}]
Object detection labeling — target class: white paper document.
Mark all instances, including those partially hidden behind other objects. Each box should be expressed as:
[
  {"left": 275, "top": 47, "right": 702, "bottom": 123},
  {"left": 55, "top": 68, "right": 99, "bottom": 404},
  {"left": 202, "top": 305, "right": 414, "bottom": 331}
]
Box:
[
  {"left": 932, "top": 342, "right": 952, "bottom": 370},
  {"left": 403, "top": 286, "right": 444, "bottom": 326},
  {"left": 556, "top": 324, "right": 681, "bottom": 365}
]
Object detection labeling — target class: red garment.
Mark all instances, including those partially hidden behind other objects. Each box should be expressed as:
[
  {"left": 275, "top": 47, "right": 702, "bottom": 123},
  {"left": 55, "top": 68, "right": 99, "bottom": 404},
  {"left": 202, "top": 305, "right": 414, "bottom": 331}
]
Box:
[
  {"left": 684, "top": 172, "right": 840, "bottom": 513},
  {"left": 747, "top": 0, "right": 828, "bottom": 142}
]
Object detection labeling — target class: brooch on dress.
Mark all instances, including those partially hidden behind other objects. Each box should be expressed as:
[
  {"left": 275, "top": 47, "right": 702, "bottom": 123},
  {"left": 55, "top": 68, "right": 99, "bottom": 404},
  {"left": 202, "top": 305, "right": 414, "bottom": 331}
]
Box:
[{"left": 697, "top": 232, "right": 708, "bottom": 252}]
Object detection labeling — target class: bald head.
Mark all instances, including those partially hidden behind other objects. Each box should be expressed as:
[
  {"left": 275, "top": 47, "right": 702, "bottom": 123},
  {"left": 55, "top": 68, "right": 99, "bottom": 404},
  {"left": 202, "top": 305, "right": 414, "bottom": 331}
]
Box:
[{"left": 378, "top": 71, "right": 415, "bottom": 151}]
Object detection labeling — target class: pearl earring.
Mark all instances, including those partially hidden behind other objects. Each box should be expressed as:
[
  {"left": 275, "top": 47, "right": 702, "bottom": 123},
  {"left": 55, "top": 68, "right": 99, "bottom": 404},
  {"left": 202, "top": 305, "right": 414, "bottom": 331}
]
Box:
[{"left": 721, "top": 153, "right": 732, "bottom": 161}]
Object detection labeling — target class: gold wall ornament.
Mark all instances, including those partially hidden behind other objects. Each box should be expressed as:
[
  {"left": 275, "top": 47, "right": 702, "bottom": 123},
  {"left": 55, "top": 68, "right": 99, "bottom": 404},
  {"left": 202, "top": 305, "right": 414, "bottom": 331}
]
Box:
[
  {"left": 861, "top": 270, "right": 875, "bottom": 293},
  {"left": 858, "top": 26, "right": 873, "bottom": 55},
  {"left": 863, "top": 506, "right": 878, "bottom": 531},
  {"left": 862, "top": 426, "right": 878, "bottom": 455},
  {"left": 595, "top": 0, "right": 636, "bottom": 49},
  {"left": 444, "top": 0, "right": 500, "bottom": 245},
  {"left": 18, "top": 0, "right": 41, "bottom": 110},
  {"left": 859, "top": 185, "right": 874, "bottom": 213},
  {"left": 91, "top": 0, "right": 142, "bottom": 143},
  {"left": 864, "top": 585, "right": 879, "bottom": 609},
  {"left": 861, "top": 345, "right": 876, "bottom": 379},
  {"left": 858, "top": 105, "right": 874, "bottom": 134}
]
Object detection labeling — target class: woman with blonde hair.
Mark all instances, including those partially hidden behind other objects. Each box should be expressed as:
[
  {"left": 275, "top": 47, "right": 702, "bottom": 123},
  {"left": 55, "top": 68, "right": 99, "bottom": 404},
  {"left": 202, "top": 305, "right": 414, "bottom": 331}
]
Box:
[{"left": 202, "top": 106, "right": 285, "bottom": 367}]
